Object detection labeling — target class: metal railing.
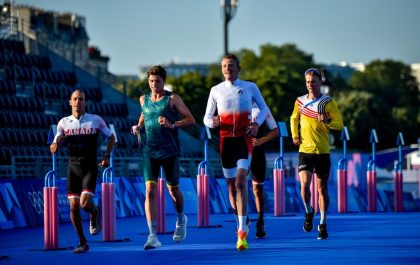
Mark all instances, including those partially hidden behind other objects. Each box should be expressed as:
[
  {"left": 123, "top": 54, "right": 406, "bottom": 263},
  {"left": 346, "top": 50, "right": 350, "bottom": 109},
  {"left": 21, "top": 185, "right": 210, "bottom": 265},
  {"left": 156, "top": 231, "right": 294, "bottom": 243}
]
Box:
[{"left": 0, "top": 154, "right": 225, "bottom": 180}]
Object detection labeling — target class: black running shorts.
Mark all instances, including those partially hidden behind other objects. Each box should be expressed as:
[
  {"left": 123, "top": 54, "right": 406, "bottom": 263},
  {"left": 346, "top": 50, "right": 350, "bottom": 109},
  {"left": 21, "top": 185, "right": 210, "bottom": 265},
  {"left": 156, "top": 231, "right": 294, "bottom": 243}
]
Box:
[
  {"left": 250, "top": 145, "right": 266, "bottom": 184},
  {"left": 143, "top": 154, "right": 180, "bottom": 187},
  {"left": 220, "top": 136, "right": 251, "bottom": 169},
  {"left": 67, "top": 156, "right": 98, "bottom": 197},
  {"left": 298, "top": 152, "right": 331, "bottom": 180}
]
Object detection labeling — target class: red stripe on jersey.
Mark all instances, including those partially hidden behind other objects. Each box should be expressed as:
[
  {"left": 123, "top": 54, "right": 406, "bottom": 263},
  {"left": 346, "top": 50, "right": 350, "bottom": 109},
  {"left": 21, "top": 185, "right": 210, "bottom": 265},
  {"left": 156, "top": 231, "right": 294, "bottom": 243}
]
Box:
[
  {"left": 219, "top": 112, "right": 251, "bottom": 137},
  {"left": 301, "top": 109, "right": 318, "bottom": 118}
]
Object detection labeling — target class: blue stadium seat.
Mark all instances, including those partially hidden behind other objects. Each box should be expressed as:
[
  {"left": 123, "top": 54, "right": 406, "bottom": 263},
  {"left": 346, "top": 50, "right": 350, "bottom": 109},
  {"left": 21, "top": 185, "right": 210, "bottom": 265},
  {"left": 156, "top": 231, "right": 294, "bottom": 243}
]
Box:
[
  {"left": 14, "top": 129, "right": 25, "bottom": 145},
  {"left": 9, "top": 96, "right": 18, "bottom": 110},
  {"left": 0, "top": 147, "right": 11, "bottom": 165},
  {"left": 6, "top": 129, "right": 17, "bottom": 145},
  {"left": 33, "top": 97, "right": 45, "bottom": 111}
]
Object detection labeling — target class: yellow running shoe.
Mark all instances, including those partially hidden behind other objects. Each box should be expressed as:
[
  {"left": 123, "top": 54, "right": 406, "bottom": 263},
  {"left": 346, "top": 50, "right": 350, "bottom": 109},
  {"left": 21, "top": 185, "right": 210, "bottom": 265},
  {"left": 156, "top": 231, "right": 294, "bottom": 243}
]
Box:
[{"left": 236, "top": 230, "right": 249, "bottom": 251}]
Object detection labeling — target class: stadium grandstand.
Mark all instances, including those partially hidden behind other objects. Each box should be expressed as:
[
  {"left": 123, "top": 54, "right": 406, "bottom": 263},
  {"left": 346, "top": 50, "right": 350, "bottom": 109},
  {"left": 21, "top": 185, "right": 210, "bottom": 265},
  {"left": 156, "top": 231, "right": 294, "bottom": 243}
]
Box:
[{"left": 0, "top": 2, "right": 222, "bottom": 180}]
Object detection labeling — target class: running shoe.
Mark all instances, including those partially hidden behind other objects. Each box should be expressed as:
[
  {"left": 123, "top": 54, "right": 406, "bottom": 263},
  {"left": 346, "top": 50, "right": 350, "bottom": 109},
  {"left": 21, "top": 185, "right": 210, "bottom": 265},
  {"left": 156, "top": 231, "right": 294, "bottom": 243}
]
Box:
[
  {"left": 74, "top": 241, "right": 89, "bottom": 254},
  {"left": 317, "top": 224, "right": 328, "bottom": 240},
  {"left": 173, "top": 215, "right": 188, "bottom": 242},
  {"left": 303, "top": 207, "right": 314, "bottom": 232},
  {"left": 89, "top": 206, "right": 102, "bottom": 235},
  {"left": 144, "top": 234, "right": 162, "bottom": 250},
  {"left": 236, "top": 229, "right": 249, "bottom": 251},
  {"left": 256, "top": 217, "right": 266, "bottom": 238}
]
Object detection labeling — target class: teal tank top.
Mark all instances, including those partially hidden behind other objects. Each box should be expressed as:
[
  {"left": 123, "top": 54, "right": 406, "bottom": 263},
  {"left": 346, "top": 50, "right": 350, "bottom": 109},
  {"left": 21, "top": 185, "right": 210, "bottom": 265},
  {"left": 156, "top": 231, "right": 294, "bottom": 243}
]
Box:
[{"left": 143, "top": 91, "right": 180, "bottom": 158}]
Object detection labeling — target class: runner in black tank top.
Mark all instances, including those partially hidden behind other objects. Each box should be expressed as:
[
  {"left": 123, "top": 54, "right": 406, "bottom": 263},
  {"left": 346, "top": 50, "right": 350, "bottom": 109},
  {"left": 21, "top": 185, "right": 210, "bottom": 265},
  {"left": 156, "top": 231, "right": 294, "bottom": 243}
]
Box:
[{"left": 50, "top": 89, "right": 115, "bottom": 253}]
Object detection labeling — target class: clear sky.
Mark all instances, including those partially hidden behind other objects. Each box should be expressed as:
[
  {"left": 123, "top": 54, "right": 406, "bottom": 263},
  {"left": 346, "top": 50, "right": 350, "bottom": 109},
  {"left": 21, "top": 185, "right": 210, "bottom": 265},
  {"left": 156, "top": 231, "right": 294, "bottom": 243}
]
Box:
[{"left": 15, "top": 0, "right": 420, "bottom": 75}]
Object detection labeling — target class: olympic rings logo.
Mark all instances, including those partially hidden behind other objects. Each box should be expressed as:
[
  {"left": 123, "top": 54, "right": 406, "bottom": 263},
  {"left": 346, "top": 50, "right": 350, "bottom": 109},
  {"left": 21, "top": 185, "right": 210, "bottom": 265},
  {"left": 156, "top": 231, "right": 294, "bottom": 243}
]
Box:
[
  {"left": 58, "top": 194, "right": 69, "bottom": 207},
  {"left": 28, "top": 191, "right": 44, "bottom": 215}
]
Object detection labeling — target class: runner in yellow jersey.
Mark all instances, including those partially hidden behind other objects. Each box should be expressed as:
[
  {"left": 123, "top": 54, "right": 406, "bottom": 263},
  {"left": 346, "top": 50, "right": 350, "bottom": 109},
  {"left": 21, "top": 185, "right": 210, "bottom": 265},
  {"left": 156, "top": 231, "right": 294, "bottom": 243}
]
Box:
[{"left": 290, "top": 68, "right": 343, "bottom": 240}]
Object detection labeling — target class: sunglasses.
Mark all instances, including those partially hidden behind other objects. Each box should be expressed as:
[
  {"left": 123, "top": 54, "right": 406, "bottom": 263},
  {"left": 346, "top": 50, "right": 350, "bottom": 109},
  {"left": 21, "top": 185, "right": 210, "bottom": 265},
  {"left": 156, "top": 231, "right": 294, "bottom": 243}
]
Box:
[{"left": 304, "top": 68, "right": 322, "bottom": 79}]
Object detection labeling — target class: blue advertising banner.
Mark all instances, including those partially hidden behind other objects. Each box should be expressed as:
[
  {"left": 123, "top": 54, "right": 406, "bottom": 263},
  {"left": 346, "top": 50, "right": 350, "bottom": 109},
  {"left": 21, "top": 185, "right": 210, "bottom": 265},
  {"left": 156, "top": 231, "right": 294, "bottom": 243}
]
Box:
[{"left": 0, "top": 182, "right": 27, "bottom": 229}]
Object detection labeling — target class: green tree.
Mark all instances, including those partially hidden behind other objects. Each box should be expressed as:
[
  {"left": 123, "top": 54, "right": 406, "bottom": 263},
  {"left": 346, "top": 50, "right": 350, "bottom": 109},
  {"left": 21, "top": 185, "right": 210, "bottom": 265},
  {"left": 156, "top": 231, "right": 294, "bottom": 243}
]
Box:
[
  {"left": 114, "top": 48, "right": 419, "bottom": 151},
  {"left": 335, "top": 91, "right": 388, "bottom": 150},
  {"left": 344, "top": 60, "right": 420, "bottom": 149},
  {"left": 167, "top": 72, "right": 210, "bottom": 123},
  {"left": 115, "top": 79, "right": 149, "bottom": 100},
  {"left": 236, "top": 43, "right": 317, "bottom": 122}
]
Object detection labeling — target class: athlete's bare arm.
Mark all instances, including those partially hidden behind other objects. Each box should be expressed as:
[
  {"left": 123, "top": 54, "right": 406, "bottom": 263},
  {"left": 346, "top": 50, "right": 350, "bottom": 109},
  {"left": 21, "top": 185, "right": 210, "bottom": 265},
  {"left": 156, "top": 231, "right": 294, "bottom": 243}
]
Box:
[
  {"left": 164, "top": 94, "right": 195, "bottom": 128},
  {"left": 252, "top": 127, "right": 279, "bottom": 147},
  {"left": 50, "top": 135, "right": 66, "bottom": 153}
]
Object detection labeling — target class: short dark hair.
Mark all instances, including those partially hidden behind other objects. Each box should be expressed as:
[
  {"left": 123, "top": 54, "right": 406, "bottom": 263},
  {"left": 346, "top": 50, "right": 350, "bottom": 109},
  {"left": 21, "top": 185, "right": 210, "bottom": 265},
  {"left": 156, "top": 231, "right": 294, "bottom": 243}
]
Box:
[
  {"left": 70, "top": 88, "right": 87, "bottom": 100},
  {"left": 147, "top": 65, "right": 167, "bottom": 81},
  {"left": 222, "top": 53, "right": 240, "bottom": 68}
]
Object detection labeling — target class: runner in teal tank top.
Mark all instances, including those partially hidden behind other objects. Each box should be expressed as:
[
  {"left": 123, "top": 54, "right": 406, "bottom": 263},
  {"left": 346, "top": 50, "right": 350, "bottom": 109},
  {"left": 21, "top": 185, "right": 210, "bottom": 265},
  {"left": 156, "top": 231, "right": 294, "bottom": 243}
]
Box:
[
  {"left": 143, "top": 90, "right": 180, "bottom": 158},
  {"left": 132, "top": 65, "right": 195, "bottom": 250}
]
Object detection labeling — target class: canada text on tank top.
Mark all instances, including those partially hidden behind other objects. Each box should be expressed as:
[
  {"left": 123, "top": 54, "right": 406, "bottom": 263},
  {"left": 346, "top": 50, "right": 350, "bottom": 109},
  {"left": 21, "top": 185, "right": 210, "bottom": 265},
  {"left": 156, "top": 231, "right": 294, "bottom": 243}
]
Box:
[
  {"left": 60, "top": 114, "right": 102, "bottom": 157},
  {"left": 213, "top": 80, "right": 259, "bottom": 137},
  {"left": 297, "top": 94, "right": 332, "bottom": 119}
]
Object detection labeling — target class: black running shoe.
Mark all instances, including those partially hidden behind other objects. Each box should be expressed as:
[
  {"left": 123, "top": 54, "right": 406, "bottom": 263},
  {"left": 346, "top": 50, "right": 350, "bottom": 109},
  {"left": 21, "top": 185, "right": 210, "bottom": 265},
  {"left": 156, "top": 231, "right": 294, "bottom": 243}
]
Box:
[
  {"left": 256, "top": 218, "right": 266, "bottom": 239},
  {"left": 303, "top": 207, "right": 314, "bottom": 232},
  {"left": 74, "top": 242, "right": 89, "bottom": 254},
  {"left": 89, "top": 206, "right": 102, "bottom": 236},
  {"left": 317, "top": 224, "right": 328, "bottom": 240}
]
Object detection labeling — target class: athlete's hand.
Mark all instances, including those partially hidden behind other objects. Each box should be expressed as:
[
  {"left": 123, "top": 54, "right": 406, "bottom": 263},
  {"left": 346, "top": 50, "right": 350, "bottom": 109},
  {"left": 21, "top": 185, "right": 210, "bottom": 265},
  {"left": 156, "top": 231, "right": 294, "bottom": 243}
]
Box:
[
  {"left": 246, "top": 122, "right": 259, "bottom": 137},
  {"left": 252, "top": 137, "right": 263, "bottom": 147},
  {"left": 318, "top": 112, "right": 330, "bottom": 124},
  {"left": 158, "top": 116, "right": 172, "bottom": 128},
  {"left": 212, "top": 116, "right": 220, "bottom": 127},
  {"left": 98, "top": 157, "right": 110, "bottom": 168},
  {"left": 293, "top": 137, "right": 301, "bottom": 146},
  {"left": 131, "top": 125, "right": 141, "bottom": 135},
  {"left": 56, "top": 135, "right": 66, "bottom": 146}
]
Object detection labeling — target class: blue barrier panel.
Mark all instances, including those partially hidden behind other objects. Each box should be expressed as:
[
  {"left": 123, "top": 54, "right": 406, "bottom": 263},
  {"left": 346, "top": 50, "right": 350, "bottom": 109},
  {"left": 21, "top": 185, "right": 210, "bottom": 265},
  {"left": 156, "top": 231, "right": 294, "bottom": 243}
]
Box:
[
  {"left": 178, "top": 178, "right": 198, "bottom": 215},
  {"left": 215, "top": 178, "right": 231, "bottom": 214},
  {"left": 107, "top": 176, "right": 145, "bottom": 218},
  {"left": 0, "top": 182, "right": 27, "bottom": 229},
  {"left": 1, "top": 174, "right": 418, "bottom": 231},
  {"left": 7, "top": 180, "right": 44, "bottom": 227},
  {"left": 208, "top": 177, "right": 229, "bottom": 214}
]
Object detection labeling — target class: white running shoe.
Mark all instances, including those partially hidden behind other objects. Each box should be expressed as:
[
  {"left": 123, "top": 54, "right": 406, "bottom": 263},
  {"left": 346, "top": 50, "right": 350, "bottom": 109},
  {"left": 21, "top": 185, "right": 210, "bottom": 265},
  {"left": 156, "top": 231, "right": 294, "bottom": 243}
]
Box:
[
  {"left": 144, "top": 234, "right": 161, "bottom": 250},
  {"left": 173, "top": 215, "right": 188, "bottom": 242}
]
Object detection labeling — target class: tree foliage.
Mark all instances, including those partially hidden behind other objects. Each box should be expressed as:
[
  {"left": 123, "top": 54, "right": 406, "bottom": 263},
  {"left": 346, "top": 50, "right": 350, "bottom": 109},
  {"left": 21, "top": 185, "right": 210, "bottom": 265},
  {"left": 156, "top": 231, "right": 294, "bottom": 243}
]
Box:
[
  {"left": 117, "top": 46, "right": 419, "bottom": 150},
  {"left": 340, "top": 60, "right": 420, "bottom": 149}
]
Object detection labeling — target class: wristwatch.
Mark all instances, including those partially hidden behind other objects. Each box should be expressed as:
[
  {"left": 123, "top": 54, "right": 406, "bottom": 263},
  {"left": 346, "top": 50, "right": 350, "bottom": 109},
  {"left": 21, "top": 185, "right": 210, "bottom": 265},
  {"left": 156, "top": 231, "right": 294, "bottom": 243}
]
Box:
[{"left": 103, "top": 153, "right": 111, "bottom": 159}]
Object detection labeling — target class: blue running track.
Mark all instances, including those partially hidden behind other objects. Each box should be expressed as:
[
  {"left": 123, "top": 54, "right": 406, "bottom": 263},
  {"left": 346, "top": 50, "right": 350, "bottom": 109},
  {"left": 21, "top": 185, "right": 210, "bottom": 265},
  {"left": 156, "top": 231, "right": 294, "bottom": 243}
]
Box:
[{"left": 1, "top": 212, "right": 420, "bottom": 265}]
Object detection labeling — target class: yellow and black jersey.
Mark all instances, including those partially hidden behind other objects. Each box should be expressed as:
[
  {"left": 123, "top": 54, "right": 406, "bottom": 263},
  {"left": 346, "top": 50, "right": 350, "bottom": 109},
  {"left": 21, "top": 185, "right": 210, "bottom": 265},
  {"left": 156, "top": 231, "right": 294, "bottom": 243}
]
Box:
[{"left": 290, "top": 94, "right": 343, "bottom": 154}]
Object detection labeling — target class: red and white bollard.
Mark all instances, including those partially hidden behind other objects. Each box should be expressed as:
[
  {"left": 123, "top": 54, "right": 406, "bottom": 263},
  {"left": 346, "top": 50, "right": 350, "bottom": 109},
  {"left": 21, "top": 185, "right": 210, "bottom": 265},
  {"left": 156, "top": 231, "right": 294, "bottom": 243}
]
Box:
[
  {"left": 44, "top": 127, "right": 59, "bottom": 250},
  {"left": 156, "top": 177, "right": 166, "bottom": 234},
  {"left": 367, "top": 170, "right": 377, "bottom": 212},
  {"left": 102, "top": 182, "right": 116, "bottom": 241},
  {"left": 44, "top": 186, "right": 58, "bottom": 250},
  {"left": 337, "top": 169, "right": 348, "bottom": 213},
  {"left": 273, "top": 168, "right": 285, "bottom": 216},
  {"left": 394, "top": 171, "right": 403, "bottom": 212},
  {"left": 197, "top": 166, "right": 209, "bottom": 227}
]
